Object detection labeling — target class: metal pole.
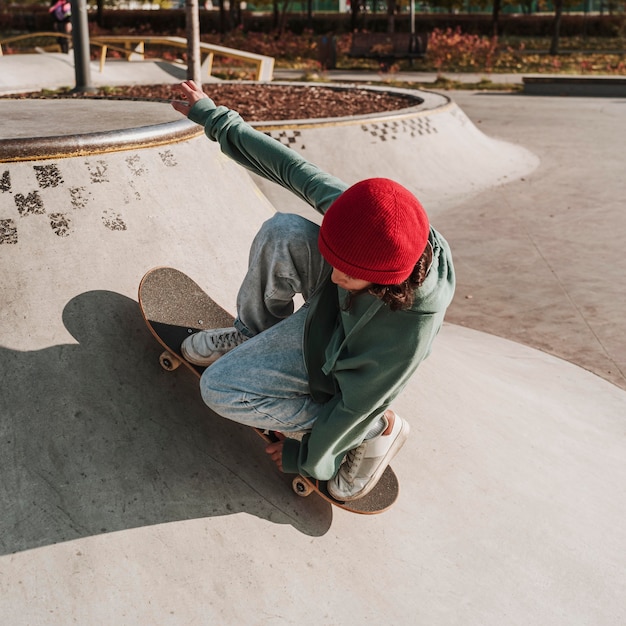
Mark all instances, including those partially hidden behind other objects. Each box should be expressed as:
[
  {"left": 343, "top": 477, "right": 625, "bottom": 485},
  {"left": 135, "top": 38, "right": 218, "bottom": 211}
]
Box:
[
  {"left": 70, "top": 0, "right": 95, "bottom": 93},
  {"left": 186, "top": 0, "right": 201, "bottom": 84}
]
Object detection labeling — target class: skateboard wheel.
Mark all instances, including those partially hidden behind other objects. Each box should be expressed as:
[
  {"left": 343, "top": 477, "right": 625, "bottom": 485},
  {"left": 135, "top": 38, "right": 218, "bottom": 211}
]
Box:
[
  {"left": 292, "top": 476, "right": 313, "bottom": 497},
  {"left": 159, "top": 350, "right": 181, "bottom": 371}
]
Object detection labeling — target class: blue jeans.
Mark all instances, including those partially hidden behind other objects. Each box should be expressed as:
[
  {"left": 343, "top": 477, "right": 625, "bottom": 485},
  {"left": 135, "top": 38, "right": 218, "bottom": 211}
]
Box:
[{"left": 199, "top": 213, "right": 331, "bottom": 432}]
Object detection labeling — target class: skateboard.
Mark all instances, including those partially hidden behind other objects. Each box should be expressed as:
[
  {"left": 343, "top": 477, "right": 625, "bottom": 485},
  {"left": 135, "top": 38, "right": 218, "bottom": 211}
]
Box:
[{"left": 138, "top": 267, "right": 399, "bottom": 515}]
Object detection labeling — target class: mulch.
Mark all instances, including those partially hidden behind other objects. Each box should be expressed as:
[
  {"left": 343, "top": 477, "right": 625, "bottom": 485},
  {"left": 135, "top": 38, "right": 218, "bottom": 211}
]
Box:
[{"left": 2, "top": 83, "right": 420, "bottom": 121}]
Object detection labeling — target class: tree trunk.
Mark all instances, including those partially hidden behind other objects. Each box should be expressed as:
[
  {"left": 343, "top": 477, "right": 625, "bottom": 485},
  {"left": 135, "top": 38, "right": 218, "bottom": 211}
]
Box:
[
  {"left": 350, "top": 0, "right": 360, "bottom": 33},
  {"left": 549, "top": 0, "right": 563, "bottom": 55},
  {"left": 218, "top": 0, "right": 226, "bottom": 34},
  {"left": 96, "top": 0, "right": 103, "bottom": 28},
  {"left": 230, "top": 0, "right": 241, "bottom": 27},
  {"left": 276, "top": 0, "right": 292, "bottom": 38},
  {"left": 273, "top": 0, "right": 279, "bottom": 31},
  {"left": 492, "top": 0, "right": 501, "bottom": 37},
  {"left": 387, "top": 0, "right": 396, "bottom": 34}
]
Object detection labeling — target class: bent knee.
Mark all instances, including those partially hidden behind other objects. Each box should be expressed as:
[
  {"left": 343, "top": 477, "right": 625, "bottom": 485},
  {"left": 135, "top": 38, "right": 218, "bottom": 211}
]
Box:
[
  {"left": 259, "top": 212, "right": 319, "bottom": 244},
  {"left": 199, "top": 366, "right": 235, "bottom": 414}
]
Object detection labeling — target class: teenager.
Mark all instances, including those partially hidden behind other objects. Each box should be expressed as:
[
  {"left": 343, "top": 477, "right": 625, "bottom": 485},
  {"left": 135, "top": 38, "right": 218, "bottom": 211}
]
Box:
[{"left": 171, "top": 80, "right": 455, "bottom": 500}]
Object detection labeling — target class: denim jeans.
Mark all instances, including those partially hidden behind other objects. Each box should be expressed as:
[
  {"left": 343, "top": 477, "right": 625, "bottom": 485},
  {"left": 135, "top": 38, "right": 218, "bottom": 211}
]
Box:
[{"left": 199, "top": 213, "right": 332, "bottom": 432}]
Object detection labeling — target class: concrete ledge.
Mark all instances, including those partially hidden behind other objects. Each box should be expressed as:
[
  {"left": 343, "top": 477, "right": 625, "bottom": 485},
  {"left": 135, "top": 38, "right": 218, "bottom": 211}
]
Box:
[
  {"left": 0, "top": 100, "right": 201, "bottom": 162},
  {"left": 523, "top": 75, "right": 626, "bottom": 97},
  {"left": 0, "top": 119, "right": 202, "bottom": 163}
]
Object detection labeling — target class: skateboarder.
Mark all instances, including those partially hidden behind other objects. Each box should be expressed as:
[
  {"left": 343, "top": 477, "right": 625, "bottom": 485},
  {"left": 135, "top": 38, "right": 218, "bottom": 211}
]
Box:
[{"left": 171, "top": 80, "right": 455, "bottom": 501}]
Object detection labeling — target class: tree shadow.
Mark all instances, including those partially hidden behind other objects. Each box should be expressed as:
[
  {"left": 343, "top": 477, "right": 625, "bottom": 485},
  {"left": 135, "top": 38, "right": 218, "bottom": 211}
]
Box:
[
  {"left": 0, "top": 290, "right": 331, "bottom": 556},
  {"left": 154, "top": 60, "right": 188, "bottom": 81}
]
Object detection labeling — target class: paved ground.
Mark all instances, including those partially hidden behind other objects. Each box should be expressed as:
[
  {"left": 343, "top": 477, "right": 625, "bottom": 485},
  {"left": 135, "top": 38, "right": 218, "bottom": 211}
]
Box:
[
  {"left": 437, "top": 91, "right": 626, "bottom": 391},
  {"left": 0, "top": 51, "right": 190, "bottom": 95},
  {"left": 1, "top": 51, "right": 625, "bottom": 624},
  {"left": 0, "top": 50, "right": 526, "bottom": 95}
]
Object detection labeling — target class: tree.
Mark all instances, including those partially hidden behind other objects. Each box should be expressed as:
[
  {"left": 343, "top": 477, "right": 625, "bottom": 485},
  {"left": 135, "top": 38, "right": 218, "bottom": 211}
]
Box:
[
  {"left": 550, "top": 0, "right": 579, "bottom": 55},
  {"left": 96, "top": 0, "right": 104, "bottom": 28},
  {"left": 276, "top": 0, "right": 294, "bottom": 37},
  {"left": 387, "top": 0, "right": 397, "bottom": 34},
  {"left": 230, "top": 0, "right": 242, "bottom": 28},
  {"left": 349, "top": 0, "right": 361, "bottom": 33},
  {"left": 492, "top": 0, "right": 501, "bottom": 36},
  {"left": 218, "top": 0, "right": 232, "bottom": 34},
  {"left": 549, "top": 0, "right": 563, "bottom": 54}
]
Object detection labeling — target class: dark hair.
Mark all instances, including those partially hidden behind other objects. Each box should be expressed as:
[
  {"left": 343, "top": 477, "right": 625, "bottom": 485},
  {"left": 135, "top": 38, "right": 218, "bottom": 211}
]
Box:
[{"left": 342, "top": 242, "right": 433, "bottom": 312}]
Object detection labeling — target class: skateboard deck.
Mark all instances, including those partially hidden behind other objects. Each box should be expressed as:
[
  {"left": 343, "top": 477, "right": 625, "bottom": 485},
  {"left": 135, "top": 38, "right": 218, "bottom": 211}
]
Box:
[{"left": 138, "top": 266, "right": 399, "bottom": 515}]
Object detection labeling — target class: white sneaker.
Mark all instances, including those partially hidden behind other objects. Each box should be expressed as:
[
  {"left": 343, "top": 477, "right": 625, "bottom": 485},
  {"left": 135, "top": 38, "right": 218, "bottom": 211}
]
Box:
[
  {"left": 327, "top": 411, "right": 409, "bottom": 502},
  {"left": 181, "top": 327, "right": 246, "bottom": 366}
]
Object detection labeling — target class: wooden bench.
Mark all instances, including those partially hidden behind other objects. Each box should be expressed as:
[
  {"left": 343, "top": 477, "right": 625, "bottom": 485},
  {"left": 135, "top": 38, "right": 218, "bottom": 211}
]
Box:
[
  {"left": 349, "top": 31, "right": 428, "bottom": 68},
  {"left": 0, "top": 33, "right": 274, "bottom": 82},
  {"left": 91, "top": 35, "right": 275, "bottom": 81}
]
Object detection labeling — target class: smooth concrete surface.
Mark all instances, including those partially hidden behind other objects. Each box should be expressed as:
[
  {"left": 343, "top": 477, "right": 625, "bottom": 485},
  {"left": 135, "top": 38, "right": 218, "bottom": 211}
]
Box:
[
  {"left": 1, "top": 326, "right": 624, "bottom": 624},
  {"left": 1, "top": 55, "right": 626, "bottom": 624},
  {"left": 274, "top": 67, "right": 527, "bottom": 85},
  {"left": 0, "top": 51, "right": 189, "bottom": 95},
  {"left": 438, "top": 91, "right": 626, "bottom": 392},
  {"left": 0, "top": 99, "right": 183, "bottom": 139},
  {"left": 249, "top": 84, "right": 538, "bottom": 219}
]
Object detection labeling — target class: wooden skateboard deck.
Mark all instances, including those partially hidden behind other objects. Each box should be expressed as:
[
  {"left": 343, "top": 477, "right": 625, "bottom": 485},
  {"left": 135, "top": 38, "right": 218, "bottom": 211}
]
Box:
[{"left": 138, "top": 267, "right": 399, "bottom": 515}]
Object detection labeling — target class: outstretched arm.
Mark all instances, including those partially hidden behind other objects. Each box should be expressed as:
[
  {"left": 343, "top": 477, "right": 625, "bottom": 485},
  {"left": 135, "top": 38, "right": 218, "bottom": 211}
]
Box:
[{"left": 171, "top": 80, "right": 347, "bottom": 216}]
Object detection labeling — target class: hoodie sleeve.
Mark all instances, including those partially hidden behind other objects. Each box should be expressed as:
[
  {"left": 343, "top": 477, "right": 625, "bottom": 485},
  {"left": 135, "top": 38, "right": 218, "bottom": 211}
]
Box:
[{"left": 188, "top": 98, "right": 347, "bottom": 216}]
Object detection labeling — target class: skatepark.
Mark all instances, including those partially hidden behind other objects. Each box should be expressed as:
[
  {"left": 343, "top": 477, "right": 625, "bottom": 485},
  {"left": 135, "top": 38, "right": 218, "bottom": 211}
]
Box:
[{"left": 1, "top": 52, "right": 625, "bottom": 624}]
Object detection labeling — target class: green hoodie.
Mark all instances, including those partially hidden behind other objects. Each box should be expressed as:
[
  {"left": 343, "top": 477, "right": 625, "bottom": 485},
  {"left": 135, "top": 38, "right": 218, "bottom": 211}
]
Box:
[{"left": 189, "top": 98, "right": 456, "bottom": 480}]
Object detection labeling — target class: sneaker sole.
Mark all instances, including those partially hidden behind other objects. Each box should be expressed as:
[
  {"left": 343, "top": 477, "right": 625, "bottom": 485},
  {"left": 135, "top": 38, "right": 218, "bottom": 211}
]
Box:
[{"left": 180, "top": 341, "right": 221, "bottom": 367}]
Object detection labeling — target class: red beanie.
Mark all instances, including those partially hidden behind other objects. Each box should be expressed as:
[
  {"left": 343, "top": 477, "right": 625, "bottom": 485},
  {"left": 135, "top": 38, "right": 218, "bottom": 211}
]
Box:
[{"left": 318, "top": 178, "right": 430, "bottom": 285}]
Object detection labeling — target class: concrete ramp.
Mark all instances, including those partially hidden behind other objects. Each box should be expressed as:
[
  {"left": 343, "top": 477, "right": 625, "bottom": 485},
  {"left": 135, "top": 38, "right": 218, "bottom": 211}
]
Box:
[
  {"left": 1, "top": 323, "right": 625, "bottom": 624},
  {"left": 0, "top": 100, "right": 274, "bottom": 348},
  {"left": 251, "top": 85, "right": 539, "bottom": 219},
  {"left": 1, "top": 97, "right": 625, "bottom": 624},
  {"left": 0, "top": 99, "right": 283, "bottom": 554}
]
